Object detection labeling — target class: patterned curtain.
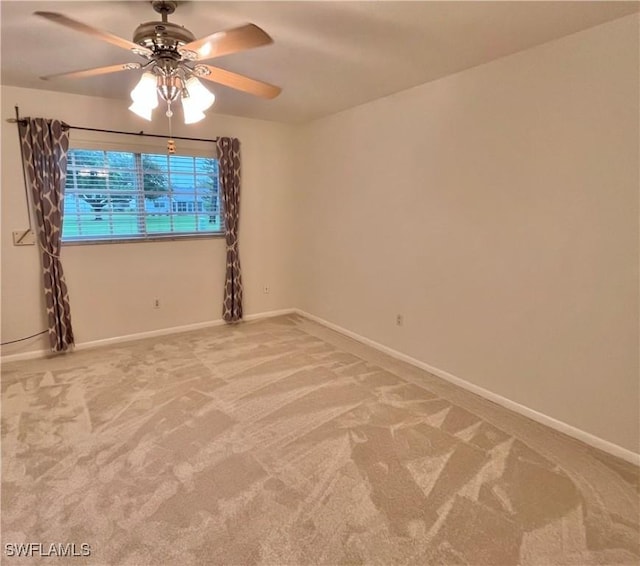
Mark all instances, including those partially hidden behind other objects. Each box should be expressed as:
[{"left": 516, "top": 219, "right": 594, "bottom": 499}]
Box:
[
  {"left": 19, "top": 118, "right": 74, "bottom": 352},
  {"left": 217, "top": 137, "right": 243, "bottom": 323}
]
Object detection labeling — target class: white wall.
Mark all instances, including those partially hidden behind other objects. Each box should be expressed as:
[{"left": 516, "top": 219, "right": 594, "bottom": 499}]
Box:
[
  {"left": 1, "top": 86, "right": 296, "bottom": 356},
  {"left": 294, "top": 15, "right": 640, "bottom": 452}
]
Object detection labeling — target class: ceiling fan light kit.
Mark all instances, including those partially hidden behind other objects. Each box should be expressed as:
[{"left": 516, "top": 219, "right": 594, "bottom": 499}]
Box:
[
  {"left": 127, "top": 69, "right": 214, "bottom": 124},
  {"left": 34, "top": 0, "right": 281, "bottom": 130}
]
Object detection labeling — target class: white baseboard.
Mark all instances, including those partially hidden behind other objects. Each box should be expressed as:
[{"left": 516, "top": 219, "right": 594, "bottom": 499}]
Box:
[
  {"left": 0, "top": 346, "right": 50, "bottom": 363},
  {"left": 244, "top": 308, "right": 296, "bottom": 322},
  {"left": 1, "top": 308, "right": 296, "bottom": 364},
  {"left": 294, "top": 309, "right": 640, "bottom": 467}
]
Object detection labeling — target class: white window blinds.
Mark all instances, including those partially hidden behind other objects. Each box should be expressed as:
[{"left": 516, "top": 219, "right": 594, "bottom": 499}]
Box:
[{"left": 62, "top": 149, "right": 222, "bottom": 242}]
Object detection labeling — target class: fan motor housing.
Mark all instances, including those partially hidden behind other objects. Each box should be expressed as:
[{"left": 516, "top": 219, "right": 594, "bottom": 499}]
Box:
[{"left": 133, "top": 21, "right": 195, "bottom": 52}]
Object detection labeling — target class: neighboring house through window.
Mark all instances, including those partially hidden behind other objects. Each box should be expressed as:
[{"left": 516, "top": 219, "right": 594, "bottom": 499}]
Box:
[{"left": 63, "top": 149, "right": 222, "bottom": 242}]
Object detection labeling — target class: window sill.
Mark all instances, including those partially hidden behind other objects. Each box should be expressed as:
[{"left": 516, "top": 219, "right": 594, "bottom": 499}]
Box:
[{"left": 62, "top": 232, "right": 225, "bottom": 246}]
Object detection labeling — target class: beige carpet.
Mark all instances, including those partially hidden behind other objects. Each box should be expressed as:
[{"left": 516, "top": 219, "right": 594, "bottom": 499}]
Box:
[{"left": 2, "top": 314, "right": 638, "bottom": 565}]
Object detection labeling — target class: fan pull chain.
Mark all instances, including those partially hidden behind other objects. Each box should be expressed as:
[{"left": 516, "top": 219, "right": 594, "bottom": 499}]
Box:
[{"left": 166, "top": 101, "right": 176, "bottom": 154}]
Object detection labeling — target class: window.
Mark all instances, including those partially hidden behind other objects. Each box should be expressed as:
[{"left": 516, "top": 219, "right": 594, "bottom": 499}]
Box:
[{"left": 62, "top": 149, "right": 222, "bottom": 242}]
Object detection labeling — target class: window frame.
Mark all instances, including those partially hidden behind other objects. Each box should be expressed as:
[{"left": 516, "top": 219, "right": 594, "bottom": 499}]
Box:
[{"left": 62, "top": 138, "right": 224, "bottom": 246}]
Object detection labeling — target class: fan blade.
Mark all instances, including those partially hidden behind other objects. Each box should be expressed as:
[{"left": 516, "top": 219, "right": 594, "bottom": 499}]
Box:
[
  {"left": 34, "top": 12, "right": 151, "bottom": 56},
  {"left": 179, "top": 24, "right": 272, "bottom": 61},
  {"left": 194, "top": 65, "right": 281, "bottom": 99},
  {"left": 41, "top": 63, "right": 142, "bottom": 81}
]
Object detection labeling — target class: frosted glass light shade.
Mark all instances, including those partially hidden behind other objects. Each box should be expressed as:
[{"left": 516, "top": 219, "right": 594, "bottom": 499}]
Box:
[
  {"left": 128, "top": 101, "right": 153, "bottom": 121},
  {"left": 130, "top": 72, "right": 158, "bottom": 108},
  {"left": 185, "top": 77, "right": 215, "bottom": 111},
  {"left": 182, "top": 96, "right": 206, "bottom": 124}
]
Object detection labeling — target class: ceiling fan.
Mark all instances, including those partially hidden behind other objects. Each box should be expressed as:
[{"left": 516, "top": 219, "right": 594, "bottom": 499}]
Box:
[{"left": 34, "top": 0, "right": 281, "bottom": 123}]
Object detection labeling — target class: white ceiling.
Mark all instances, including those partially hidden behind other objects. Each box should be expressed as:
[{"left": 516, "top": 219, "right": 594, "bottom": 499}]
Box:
[{"left": 1, "top": 1, "right": 637, "bottom": 123}]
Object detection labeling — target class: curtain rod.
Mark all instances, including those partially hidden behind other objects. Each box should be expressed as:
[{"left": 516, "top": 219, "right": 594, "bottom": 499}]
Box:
[{"left": 6, "top": 116, "right": 219, "bottom": 144}]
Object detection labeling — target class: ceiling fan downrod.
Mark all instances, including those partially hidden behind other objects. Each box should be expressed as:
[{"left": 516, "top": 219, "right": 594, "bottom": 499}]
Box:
[{"left": 151, "top": 1, "right": 177, "bottom": 24}]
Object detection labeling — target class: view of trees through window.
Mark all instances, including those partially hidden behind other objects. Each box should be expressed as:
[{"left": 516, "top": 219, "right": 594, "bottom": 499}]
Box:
[{"left": 62, "top": 149, "right": 222, "bottom": 241}]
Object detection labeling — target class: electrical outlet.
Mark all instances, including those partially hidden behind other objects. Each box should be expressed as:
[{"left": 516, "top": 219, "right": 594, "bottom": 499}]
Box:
[
  {"left": 396, "top": 314, "right": 403, "bottom": 326},
  {"left": 263, "top": 285, "right": 270, "bottom": 294},
  {"left": 154, "top": 298, "right": 160, "bottom": 309}
]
